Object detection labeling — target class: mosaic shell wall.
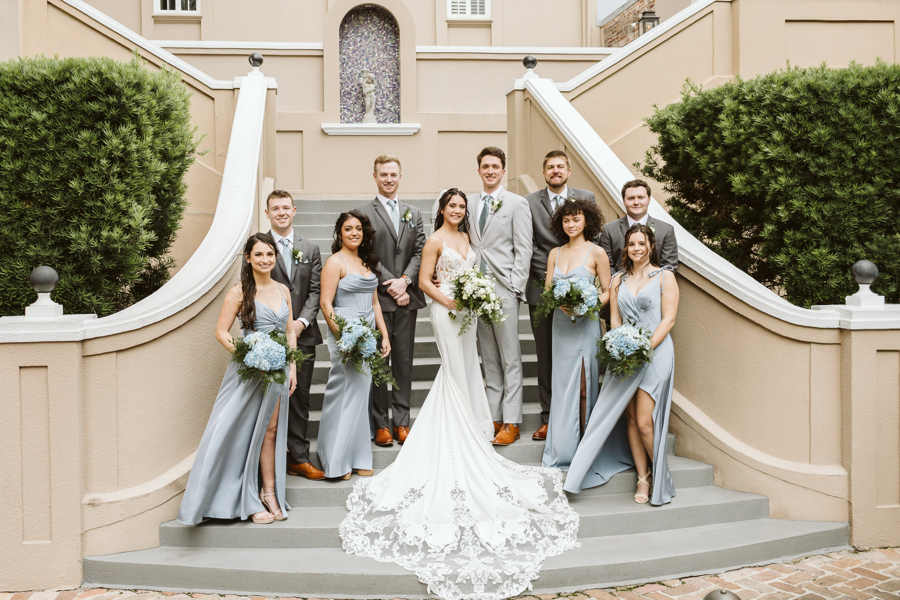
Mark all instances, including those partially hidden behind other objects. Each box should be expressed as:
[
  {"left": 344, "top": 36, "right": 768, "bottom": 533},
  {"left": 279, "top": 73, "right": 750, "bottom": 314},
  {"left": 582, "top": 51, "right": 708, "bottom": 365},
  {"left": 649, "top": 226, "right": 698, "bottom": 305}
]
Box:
[{"left": 339, "top": 5, "right": 401, "bottom": 124}]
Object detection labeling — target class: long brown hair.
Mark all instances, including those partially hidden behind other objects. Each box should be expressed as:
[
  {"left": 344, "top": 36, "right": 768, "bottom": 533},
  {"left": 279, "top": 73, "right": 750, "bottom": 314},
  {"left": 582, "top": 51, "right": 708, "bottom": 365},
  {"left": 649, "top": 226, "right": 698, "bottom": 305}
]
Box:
[
  {"left": 433, "top": 188, "right": 470, "bottom": 233},
  {"left": 616, "top": 224, "right": 660, "bottom": 292},
  {"left": 239, "top": 232, "right": 278, "bottom": 330},
  {"left": 331, "top": 210, "right": 381, "bottom": 277}
]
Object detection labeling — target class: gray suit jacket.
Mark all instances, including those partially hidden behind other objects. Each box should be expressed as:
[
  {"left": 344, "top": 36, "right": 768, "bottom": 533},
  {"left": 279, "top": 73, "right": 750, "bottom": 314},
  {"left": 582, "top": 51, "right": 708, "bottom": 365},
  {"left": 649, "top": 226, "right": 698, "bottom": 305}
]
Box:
[
  {"left": 524, "top": 187, "right": 598, "bottom": 306},
  {"left": 599, "top": 215, "right": 678, "bottom": 274},
  {"left": 354, "top": 199, "right": 427, "bottom": 312},
  {"left": 467, "top": 188, "right": 533, "bottom": 300},
  {"left": 268, "top": 229, "right": 324, "bottom": 347}
]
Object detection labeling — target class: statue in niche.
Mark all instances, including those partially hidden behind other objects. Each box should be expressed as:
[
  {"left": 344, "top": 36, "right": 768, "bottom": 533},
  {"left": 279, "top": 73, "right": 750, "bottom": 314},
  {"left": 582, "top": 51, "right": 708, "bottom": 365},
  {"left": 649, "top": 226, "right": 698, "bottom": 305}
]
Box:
[{"left": 359, "top": 70, "right": 377, "bottom": 124}]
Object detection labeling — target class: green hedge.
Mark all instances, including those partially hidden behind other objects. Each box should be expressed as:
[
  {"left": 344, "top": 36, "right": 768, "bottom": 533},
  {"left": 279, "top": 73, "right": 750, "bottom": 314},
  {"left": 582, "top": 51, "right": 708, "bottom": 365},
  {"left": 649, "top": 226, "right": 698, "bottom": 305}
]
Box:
[
  {"left": 0, "top": 54, "right": 199, "bottom": 317},
  {"left": 640, "top": 61, "right": 900, "bottom": 307}
]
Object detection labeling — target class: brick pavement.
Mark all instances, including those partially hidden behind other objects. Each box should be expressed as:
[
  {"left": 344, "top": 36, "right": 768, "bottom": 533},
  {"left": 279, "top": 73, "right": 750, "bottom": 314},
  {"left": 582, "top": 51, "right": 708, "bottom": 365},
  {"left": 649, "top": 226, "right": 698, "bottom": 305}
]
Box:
[{"left": 3, "top": 548, "right": 899, "bottom": 600}]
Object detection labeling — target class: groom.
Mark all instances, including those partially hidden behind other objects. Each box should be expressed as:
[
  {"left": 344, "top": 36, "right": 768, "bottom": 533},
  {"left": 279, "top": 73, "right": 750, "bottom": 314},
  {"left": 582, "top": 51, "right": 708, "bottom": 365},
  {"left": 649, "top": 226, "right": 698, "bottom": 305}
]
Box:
[
  {"left": 468, "top": 147, "right": 533, "bottom": 446},
  {"left": 265, "top": 189, "right": 326, "bottom": 480},
  {"left": 355, "top": 155, "right": 427, "bottom": 446}
]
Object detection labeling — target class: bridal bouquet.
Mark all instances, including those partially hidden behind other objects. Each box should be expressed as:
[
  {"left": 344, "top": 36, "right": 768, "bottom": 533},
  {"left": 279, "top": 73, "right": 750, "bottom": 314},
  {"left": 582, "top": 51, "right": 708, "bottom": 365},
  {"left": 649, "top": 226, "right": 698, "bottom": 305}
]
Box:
[
  {"left": 448, "top": 266, "right": 507, "bottom": 335},
  {"left": 535, "top": 276, "right": 601, "bottom": 323},
  {"left": 597, "top": 323, "right": 655, "bottom": 379},
  {"left": 331, "top": 314, "right": 397, "bottom": 387},
  {"left": 231, "top": 330, "right": 312, "bottom": 394}
]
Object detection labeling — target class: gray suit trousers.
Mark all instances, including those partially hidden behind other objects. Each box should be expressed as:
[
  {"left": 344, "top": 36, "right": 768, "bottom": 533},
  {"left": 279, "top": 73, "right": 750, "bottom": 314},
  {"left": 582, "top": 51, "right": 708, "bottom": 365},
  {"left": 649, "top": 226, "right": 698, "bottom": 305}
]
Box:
[
  {"left": 286, "top": 343, "right": 316, "bottom": 464},
  {"left": 373, "top": 309, "right": 415, "bottom": 429},
  {"left": 477, "top": 282, "right": 523, "bottom": 424},
  {"left": 528, "top": 305, "right": 552, "bottom": 425}
]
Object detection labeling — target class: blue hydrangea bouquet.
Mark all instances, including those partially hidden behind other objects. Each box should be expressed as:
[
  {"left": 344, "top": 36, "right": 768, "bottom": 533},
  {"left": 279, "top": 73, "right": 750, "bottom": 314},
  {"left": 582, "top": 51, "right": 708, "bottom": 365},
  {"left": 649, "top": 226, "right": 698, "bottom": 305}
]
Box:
[
  {"left": 596, "top": 323, "right": 655, "bottom": 378},
  {"left": 331, "top": 314, "right": 397, "bottom": 387},
  {"left": 231, "top": 330, "right": 312, "bottom": 394},
  {"left": 535, "top": 276, "right": 601, "bottom": 323},
  {"left": 448, "top": 266, "right": 507, "bottom": 336}
]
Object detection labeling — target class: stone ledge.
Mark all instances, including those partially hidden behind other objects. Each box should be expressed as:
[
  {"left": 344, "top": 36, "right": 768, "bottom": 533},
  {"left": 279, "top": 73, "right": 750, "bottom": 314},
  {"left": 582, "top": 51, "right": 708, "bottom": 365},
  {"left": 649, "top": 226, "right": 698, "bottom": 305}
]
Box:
[{"left": 320, "top": 123, "right": 421, "bottom": 136}]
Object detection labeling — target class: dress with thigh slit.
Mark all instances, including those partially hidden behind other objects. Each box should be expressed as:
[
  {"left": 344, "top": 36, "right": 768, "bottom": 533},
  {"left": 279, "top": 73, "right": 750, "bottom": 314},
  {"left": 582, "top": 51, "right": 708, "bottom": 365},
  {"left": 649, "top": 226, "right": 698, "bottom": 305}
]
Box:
[
  {"left": 177, "top": 294, "right": 291, "bottom": 525},
  {"left": 563, "top": 268, "right": 675, "bottom": 506}
]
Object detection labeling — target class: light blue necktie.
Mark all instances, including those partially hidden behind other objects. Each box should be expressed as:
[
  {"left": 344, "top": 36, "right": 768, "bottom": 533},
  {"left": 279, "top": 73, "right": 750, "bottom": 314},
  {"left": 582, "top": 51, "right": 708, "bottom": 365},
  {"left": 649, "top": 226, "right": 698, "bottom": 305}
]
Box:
[
  {"left": 281, "top": 238, "right": 292, "bottom": 279},
  {"left": 553, "top": 194, "right": 563, "bottom": 211},
  {"left": 387, "top": 199, "right": 400, "bottom": 235},
  {"left": 479, "top": 195, "right": 492, "bottom": 272}
]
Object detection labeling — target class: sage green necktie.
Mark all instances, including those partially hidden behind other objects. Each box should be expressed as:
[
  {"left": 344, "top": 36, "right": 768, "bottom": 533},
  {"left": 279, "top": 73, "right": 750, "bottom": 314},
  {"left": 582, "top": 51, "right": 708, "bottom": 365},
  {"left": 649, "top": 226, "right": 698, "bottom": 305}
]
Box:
[
  {"left": 387, "top": 199, "right": 400, "bottom": 235},
  {"left": 281, "top": 238, "right": 292, "bottom": 279},
  {"left": 479, "top": 195, "right": 491, "bottom": 234}
]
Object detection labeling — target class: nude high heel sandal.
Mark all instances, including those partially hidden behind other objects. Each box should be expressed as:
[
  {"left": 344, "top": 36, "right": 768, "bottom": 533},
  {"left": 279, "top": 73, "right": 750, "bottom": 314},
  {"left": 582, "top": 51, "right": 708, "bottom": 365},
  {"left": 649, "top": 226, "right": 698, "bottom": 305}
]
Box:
[
  {"left": 634, "top": 470, "right": 652, "bottom": 504},
  {"left": 260, "top": 490, "right": 287, "bottom": 521}
]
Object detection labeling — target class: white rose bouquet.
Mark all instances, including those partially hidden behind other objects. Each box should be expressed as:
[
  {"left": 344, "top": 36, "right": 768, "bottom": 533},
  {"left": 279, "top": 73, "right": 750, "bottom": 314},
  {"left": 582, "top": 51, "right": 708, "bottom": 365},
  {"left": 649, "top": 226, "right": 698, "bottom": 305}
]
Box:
[{"left": 448, "top": 266, "right": 507, "bottom": 336}]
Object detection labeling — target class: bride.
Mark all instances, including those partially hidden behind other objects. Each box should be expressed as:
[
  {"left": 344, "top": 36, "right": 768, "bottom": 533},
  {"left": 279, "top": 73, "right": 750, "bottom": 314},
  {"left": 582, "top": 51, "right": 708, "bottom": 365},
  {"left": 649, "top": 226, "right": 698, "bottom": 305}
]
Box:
[{"left": 340, "top": 189, "right": 579, "bottom": 600}]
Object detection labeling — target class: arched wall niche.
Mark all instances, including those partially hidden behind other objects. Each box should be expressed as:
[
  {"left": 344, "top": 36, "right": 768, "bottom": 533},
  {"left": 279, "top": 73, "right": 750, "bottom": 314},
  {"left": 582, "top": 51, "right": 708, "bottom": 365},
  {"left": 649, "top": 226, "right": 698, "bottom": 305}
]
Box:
[
  {"left": 339, "top": 5, "right": 400, "bottom": 123},
  {"left": 323, "top": 0, "right": 418, "bottom": 123}
]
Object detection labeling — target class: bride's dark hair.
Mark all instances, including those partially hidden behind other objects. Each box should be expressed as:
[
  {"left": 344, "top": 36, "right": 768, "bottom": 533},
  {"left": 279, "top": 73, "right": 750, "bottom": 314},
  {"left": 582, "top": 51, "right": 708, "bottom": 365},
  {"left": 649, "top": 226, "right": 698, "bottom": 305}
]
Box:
[
  {"left": 616, "top": 224, "right": 660, "bottom": 293},
  {"left": 239, "top": 232, "right": 278, "bottom": 330},
  {"left": 433, "top": 188, "right": 470, "bottom": 233}
]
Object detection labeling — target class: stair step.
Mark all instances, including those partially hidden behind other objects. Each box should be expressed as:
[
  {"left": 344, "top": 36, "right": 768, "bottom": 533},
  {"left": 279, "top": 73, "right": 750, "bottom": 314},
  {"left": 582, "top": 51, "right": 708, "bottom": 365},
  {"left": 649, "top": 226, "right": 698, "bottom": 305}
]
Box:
[
  {"left": 313, "top": 334, "right": 538, "bottom": 362},
  {"left": 287, "top": 448, "right": 687, "bottom": 508},
  {"left": 157, "top": 486, "right": 769, "bottom": 549},
  {"left": 83, "top": 519, "right": 849, "bottom": 597}
]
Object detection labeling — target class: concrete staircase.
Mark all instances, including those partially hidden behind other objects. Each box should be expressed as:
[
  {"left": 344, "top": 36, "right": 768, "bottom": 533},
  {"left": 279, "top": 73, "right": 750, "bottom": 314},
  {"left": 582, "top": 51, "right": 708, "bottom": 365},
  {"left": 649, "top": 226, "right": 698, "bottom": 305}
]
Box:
[{"left": 81, "top": 198, "right": 849, "bottom": 596}]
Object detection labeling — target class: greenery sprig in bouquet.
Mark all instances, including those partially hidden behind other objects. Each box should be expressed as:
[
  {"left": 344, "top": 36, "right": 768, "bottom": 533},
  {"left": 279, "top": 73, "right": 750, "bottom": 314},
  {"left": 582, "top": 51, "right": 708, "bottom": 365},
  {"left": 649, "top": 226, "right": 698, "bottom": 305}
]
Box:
[
  {"left": 331, "top": 314, "right": 397, "bottom": 387},
  {"left": 535, "top": 276, "right": 601, "bottom": 323},
  {"left": 448, "top": 266, "right": 507, "bottom": 335},
  {"left": 596, "top": 322, "right": 655, "bottom": 379},
  {"left": 231, "top": 330, "right": 312, "bottom": 394}
]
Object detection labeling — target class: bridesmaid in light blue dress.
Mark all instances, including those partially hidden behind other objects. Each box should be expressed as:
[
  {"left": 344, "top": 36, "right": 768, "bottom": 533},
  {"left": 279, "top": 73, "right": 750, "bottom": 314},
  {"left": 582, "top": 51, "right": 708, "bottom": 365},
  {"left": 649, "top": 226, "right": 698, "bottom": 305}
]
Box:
[
  {"left": 178, "top": 232, "right": 296, "bottom": 526},
  {"left": 541, "top": 199, "right": 613, "bottom": 471},
  {"left": 318, "top": 210, "right": 391, "bottom": 479},
  {"left": 564, "top": 223, "right": 679, "bottom": 506}
]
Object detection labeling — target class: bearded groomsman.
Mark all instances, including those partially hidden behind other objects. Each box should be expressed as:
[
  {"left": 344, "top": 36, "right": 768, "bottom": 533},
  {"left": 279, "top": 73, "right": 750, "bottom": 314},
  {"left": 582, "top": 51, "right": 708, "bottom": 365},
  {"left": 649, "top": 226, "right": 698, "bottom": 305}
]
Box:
[
  {"left": 468, "top": 147, "right": 533, "bottom": 446},
  {"left": 265, "top": 189, "right": 326, "bottom": 480},
  {"left": 355, "top": 155, "right": 427, "bottom": 446},
  {"left": 524, "top": 151, "right": 597, "bottom": 442},
  {"left": 600, "top": 179, "right": 678, "bottom": 274}
]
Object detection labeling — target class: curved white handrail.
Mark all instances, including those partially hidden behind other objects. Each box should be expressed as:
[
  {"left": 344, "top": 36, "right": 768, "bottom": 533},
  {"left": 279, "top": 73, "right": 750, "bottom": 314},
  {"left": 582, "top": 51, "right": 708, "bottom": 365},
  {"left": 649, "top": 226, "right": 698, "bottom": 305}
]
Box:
[{"left": 519, "top": 77, "right": 842, "bottom": 328}]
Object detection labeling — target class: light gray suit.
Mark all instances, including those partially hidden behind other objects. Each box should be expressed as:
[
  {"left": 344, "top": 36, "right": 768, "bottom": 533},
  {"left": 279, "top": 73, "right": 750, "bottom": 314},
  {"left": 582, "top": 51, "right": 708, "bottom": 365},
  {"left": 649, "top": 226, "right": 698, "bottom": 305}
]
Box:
[
  {"left": 599, "top": 215, "right": 678, "bottom": 274},
  {"left": 467, "top": 187, "right": 533, "bottom": 424},
  {"left": 524, "top": 187, "right": 597, "bottom": 425}
]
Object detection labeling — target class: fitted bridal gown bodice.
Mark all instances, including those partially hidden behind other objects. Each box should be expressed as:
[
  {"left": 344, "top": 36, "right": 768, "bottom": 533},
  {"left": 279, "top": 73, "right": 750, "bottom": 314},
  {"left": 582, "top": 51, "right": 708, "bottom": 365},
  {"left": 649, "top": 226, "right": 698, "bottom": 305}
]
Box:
[{"left": 340, "top": 239, "right": 579, "bottom": 600}]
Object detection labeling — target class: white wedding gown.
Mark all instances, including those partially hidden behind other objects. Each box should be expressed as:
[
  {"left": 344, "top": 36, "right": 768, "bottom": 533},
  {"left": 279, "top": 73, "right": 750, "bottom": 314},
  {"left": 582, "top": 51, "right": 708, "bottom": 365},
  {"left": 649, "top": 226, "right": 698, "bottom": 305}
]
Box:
[{"left": 340, "top": 242, "right": 580, "bottom": 600}]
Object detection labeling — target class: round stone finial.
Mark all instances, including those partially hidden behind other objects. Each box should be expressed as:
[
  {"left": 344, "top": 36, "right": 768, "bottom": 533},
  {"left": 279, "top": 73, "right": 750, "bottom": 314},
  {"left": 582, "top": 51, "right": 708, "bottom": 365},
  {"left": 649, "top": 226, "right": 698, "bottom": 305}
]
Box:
[
  {"left": 703, "top": 591, "right": 741, "bottom": 600},
  {"left": 249, "top": 52, "right": 264, "bottom": 68},
  {"left": 851, "top": 260, "right": 878, "bottom": 285},
  {"left": 523, "top": 55, "right": 538, "bottom": 70},
  {"left": 30, "top": 266, "right": 59, "bottom": 293}
]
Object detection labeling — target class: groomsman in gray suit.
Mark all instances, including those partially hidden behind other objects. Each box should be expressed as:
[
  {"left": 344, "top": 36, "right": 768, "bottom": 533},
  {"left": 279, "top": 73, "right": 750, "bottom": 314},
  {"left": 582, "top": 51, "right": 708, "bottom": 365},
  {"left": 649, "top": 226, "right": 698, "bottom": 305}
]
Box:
[
  {"left": 265, "top": 189, "right": 326, "bottom": 480},
  {"left": 599, "top": 179, "right": 678, "bottom": 273},
  {"left": 467, "top": 147, "right": 534, "bottom": 446},
  {"left": 524, "top": 151, "right": 597, "bottom": 442},
  {"left": 355, "top": 155, "right": 427, "bottom": 447}
]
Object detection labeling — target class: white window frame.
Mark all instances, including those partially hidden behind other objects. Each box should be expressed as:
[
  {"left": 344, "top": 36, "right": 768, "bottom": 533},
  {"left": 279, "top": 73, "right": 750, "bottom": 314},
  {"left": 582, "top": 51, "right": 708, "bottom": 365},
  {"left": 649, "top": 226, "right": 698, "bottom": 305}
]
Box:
[
  {"left": 155, "top": 0, "right": 200, "bottom": 15},
  {"left": 447, "top": 0, "right": 490, "bottom": 20}
]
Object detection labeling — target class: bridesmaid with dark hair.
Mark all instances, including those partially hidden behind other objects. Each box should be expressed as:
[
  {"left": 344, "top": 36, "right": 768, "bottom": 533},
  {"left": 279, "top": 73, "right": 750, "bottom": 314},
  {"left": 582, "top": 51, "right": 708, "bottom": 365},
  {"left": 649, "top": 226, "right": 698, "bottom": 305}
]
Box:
[
  {"left": 318, "top": 210, "right": 391, "bottom": 479},
  {"left": 178, "top": 232, "right": 295, "bottom": 525}
]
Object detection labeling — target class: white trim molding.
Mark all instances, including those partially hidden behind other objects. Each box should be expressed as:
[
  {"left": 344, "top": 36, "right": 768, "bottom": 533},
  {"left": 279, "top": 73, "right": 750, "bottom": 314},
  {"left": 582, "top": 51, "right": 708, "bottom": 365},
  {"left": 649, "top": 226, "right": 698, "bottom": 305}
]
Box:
[
  {"left": 321, "top": 123, "right": 421, "bottom": 136},
  {"left": 158, "top": 40, "right": 324, "bottom": 51}
]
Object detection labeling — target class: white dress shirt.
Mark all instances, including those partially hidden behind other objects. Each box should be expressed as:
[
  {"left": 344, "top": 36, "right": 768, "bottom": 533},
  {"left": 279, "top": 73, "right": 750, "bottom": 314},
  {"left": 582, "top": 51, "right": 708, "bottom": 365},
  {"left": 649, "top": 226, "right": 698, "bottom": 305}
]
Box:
[
  {"left": 547, "top": 186, "right": 569, "bottom": 210},
  {"left": 269, "top": 229, "right": 309, "bottom": 329},
  {"left": 377, "top": 193, "right": 398, "bottom": 210},
  {"left": 627, "top": 213, "right": 650, "bottom": 228}
]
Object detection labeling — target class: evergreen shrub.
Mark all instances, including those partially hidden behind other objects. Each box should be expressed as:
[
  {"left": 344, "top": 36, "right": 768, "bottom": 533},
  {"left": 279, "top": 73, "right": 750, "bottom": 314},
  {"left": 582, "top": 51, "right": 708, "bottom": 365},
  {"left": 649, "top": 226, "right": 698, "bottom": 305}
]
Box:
[
  {"left": 0, "top": 54, "right": 200, "bottom": 316},
  {"left": 640, "top": 62, "right": 900, "bottom": 307}
]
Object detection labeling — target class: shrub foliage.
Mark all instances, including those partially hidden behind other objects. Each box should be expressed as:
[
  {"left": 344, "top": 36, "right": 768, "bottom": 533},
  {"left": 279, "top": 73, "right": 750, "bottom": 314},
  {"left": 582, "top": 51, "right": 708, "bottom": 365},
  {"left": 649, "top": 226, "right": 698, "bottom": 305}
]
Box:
[
  {"left": 640, "top": 62, "right": 900, "bottom": 307},
  {"left": 0, "top": 54, "right": 199, "bottom": 316}
]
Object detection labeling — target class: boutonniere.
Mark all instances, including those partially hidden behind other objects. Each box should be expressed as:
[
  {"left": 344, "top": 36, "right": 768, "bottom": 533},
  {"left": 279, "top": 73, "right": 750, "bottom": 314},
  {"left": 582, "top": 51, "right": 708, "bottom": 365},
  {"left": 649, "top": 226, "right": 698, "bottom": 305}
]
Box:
[
  {"left": 291, "top": 248, "right": 303, "bottom": 265},
  {"left": 566, "top": 194, "right": 578, "bottom": 203},
  {"left": 402, "top": 207, "right": 414, "bottom": 228},
  {"left": 490, "top": 197, "right": 503, "bottom": 214},
  {"left": 648, "top": 221, "right": 656, "bottom": 234}
]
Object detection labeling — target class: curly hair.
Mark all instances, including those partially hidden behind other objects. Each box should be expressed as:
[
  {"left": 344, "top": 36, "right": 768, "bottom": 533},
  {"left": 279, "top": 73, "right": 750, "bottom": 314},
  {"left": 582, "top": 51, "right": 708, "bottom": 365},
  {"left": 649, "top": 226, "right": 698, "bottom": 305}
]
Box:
[
  {"left": 615, "top": 223, "right": 660, "bottom": 293},
  {"left": 331, "top": 210, "right": 382, "bottom": 278},
  {"left": 433, "top": 188, "right": 470, "bottom": 233},
  {"left": 549, "top": 198, "right": 604, "bottom": 241},
  {"left": 239, "top": 232, "right": 278, "bottom": 330}
]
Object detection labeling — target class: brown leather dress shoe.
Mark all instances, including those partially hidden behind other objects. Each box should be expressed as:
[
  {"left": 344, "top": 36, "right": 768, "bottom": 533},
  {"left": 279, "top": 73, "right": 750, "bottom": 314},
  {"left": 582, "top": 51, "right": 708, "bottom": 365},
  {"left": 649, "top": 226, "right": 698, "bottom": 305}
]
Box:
[
  {"left": 492, "top": 423, "right": 520, "bottom": 446},
  {"left": 532, "top": 423, "right": 548, "bottom": 441},
  {"left": 375, "top": 427, "right": 394, "bottom": 446},
  {"left": 287, "top": 461, "right": 325, "bottom": 480},
  {"left": 493, "top": 421, "right": 502, "bottom": 435},
  {"left": 393, "top": 426, "right": 410, "bottom": 444}
]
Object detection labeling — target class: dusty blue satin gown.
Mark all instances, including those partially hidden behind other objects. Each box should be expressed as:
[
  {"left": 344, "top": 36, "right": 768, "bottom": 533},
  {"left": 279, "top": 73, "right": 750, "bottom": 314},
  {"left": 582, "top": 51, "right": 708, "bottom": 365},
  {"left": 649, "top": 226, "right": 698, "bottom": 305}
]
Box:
[
  {"left": 317, "top": 266, "right": 377, "bottom": 478},
  {"left": 541, "top": 251, "right": 602, "bottom": 471},
  {"left": 177, "top": 293, "right": 291, "bottom": 525},
  {"left": 563, "top": 268, "right": 675, "bottom": 506}
]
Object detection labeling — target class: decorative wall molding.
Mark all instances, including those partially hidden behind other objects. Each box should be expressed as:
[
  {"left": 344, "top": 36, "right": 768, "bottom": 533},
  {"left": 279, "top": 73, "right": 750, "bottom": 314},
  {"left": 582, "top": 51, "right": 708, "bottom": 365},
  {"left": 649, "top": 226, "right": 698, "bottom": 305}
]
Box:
[
  {"left": 155, "top": 40, "right": 615, "bottom": 56},
  {"left": 321, "top": 123, "right": 421, "bottom": 136}
]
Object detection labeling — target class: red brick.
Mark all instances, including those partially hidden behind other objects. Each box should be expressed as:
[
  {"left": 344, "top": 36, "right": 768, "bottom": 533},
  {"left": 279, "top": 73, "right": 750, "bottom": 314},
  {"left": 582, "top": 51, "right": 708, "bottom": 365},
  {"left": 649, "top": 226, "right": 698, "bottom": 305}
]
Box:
[
  {"left": 734, "top": 578, "right": 774, "bottom": 594},
  {"left": 876, "top": 579, "right": 900, "bottom": 592},
  {"left": 784, "top": 572, "right": 816, "bottom": 584},
  {"left": 866, "top": 589, "right": 898, "bottom": 600},
  {"left": 765, "top": 564, "right": 796, "bottom": 574},
  {"left": 793, "top": 595, "right": 828, "bottom": 600},
  {"left": 845, "top": 577, "right": 878, "bottom": 590},
  {"left": 754, "top": 593, "right": 791, "bottom": 600},
  {"left": 770, "top": 581, "right": 806, "bottom": 595},
  {"left": 612, "top": 592, "right": 645, "bottom": 600},
  {"left": 77, "top": 592, "right": 108, "bottom": 600},
  {"left": 875, "top": 548, "right": 900, "bottom": 561},
  {"left": 55, "top": 593, "right": 80, "bottom": 600},
  {"left": 633, "top": 584, "right": 667, "bottom": 594},
  {"left": 751, "top": 571, "right": 783, "bottom": 583},
  {"left": 831, "top": 557, "right": 864, "bottom": 569},
  {"left": 662, "top": 584, "right": 701, "bottom": 596},
  {"left": 813, "top": 574, "right": 848, "bottom": 587},
  {"left": 702, "top": 577, "right": 741, "bottom": 591},
  {"left": 799, "top": 582, "right": 841, "bottom": 598},
  {"left": 851, "top": 567, "right": 890, "bottom": 582},
  {"left": 583, "top": 591, "right": 617, "bottom": 600},
  {"left": 831, "top": 585, "right": 874, "bottom": 599}
]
